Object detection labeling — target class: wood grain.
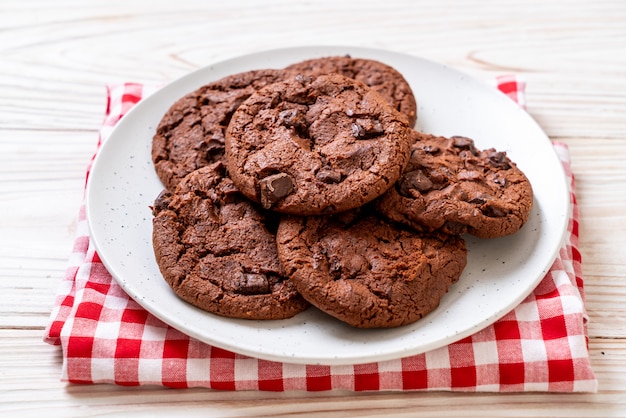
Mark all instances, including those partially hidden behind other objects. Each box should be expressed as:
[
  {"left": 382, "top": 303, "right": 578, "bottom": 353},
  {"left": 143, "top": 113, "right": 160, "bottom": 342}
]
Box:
[{"left": 1, "top": 0, "right": 625, "bottom": 416}]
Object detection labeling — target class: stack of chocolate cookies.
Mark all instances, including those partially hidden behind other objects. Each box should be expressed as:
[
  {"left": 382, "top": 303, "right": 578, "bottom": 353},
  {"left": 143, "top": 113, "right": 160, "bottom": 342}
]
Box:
[{"left": 150, "top": 56, "right": 533, "bottom": 328}]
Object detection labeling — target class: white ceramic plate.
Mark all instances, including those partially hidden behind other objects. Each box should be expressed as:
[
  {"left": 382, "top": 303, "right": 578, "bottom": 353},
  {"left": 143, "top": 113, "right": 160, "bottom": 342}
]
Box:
[{"left": 86, "top": 46, "right": 570, "bottom": 365}]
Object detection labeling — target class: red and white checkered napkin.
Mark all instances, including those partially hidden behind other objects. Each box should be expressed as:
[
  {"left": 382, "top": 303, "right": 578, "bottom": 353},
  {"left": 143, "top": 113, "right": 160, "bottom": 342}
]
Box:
[{"left": 44, "top": 78, "right": 597, "bottom": 392}]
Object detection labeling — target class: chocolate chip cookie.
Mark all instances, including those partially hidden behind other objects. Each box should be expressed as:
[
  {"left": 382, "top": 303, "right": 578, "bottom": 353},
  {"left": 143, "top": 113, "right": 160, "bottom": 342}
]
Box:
[
  {"left": 375, "top": 132, "right": 534, "bottom": 238},
  {"left": 276, "top": 209, "right": 467, "bottom": 328},
  {"left": 224, "top": 73, "right": 412, "bottom": 215},
  {"left": 151, "top": 162, "right": 309, "bottom": 320},
  {"left": 152, "top": 69, "right": 288, "bottom": 190},
  {"left": 285, "top": 55, "right": 418, "bottom": 126}
]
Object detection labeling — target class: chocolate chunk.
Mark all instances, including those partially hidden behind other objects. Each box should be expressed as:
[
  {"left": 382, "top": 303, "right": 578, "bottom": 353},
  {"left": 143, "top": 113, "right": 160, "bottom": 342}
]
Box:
[
  {"left": 351, "top": 118, "right": 384, "bottom": 139},
  {"left": 259, "top": 172, "right": 294, "bottom": 209},
  {"left": 316, "top": 169, "right": 342, "bottom": 184},
  {"left": 451, "top": 136, "right": 474, "bottom": 149},
  {"left": 488, "top": 151, "right": 511, "bottom": 169},
  {"left": 493, "top": 175, "right": 507, "bottom": 187},
  {"left": 483, "top": 203, "right": 507, "bottom": 217},
  {"left": 400, "top": 170, "right": 434, "bottom": 195},
  {"left": 330, "top": 253, "right": 369, "bottom": 280},
  {"left": 351, "top": 123, "right": 365, "bottom": 138},
  {"left": 235, "top": 272, "right": 269, "bottom": 295},
  {"left": 278, "top": 108, "right": 307, "bottom": 132},
  {"left": 152, "top": 190, "right": 172, "bottom": 215},
  {"left": 294, "top": 74, "right": 313, "bottom": 85},
  {"left": 468, "top": 196, "right": 487, "bottom": 205}
]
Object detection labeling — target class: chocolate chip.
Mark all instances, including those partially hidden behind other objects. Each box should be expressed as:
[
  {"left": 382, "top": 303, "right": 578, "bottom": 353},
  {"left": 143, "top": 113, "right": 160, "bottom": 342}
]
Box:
[
  {"left": 259, "top": 172, "right": 294, "bottom": 209},
  {"left": 279, "top": 109, "right": 304, "bottom": 128},
  {"left": 235, "top": 272, "right": 269, "bottom": 295},
  {"left": 152, "top": 190, "right": 172, "bottom": 215},
  {"left": 460, "top": 149, "right": 479, "bottom": 158},
  {"left": 294, "top": 74, "right": 313, "bottom": 85},
  {"left": 488, "top": 151, "right": 511, "bottom": 169},
  {"left": 316, "top": 169, "right": 342, "bottom": 184},
  {"left": 399, "top": 170, "right": 433, "bottom": 195},
  {"left": 493, "top": 175, "right": 507, "bottom": 187},
  {"left": 451, "top": 136, "right": 474, "bottom": 149},
  {"left": 330, "top": 254, "right": 368, "bottom": 280},
  {"left": 351, "top": 118, "right": 384, "bottom": 139},
  {"left": 428, "top": 167, "right": 449, "bottom": 184},
  {"left": 468, "top": 196, "right": 486, "bottom": 205},
  {"left": 483, "top": 203, "right": 507, "bottom": 217},
  {"left": 351, "top": 123, "right": 365, "bottom": 138},
  {"left": 278, "top": 108, "right": 309, "bottom": 139}
]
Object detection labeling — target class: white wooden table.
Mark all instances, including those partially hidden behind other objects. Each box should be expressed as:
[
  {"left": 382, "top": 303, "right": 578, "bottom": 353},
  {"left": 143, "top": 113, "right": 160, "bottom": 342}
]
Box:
[{"left": 1, "top": 0, "right": 625, "bottom": 416}]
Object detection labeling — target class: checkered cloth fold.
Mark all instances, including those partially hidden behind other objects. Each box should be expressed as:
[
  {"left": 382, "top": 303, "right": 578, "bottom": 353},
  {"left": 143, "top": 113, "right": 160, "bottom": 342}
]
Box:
[{"left": 43, "top": 77, "right": 597, "bottom": 392}]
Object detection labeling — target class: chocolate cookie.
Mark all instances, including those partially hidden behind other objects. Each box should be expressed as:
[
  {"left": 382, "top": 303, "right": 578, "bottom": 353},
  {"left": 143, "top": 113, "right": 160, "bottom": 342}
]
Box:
[
  {"left": 285, "top": 56, "right": 418, "bottom": 126},
  {"left": 375, "top": 132, "right": 534, "bottom": 238},
  {"left": 224, "top": 73, "right": 412, "bottom": 215},
  {"left": 152, "top": 69, "right": 288, "bottom": 190},
  {"left": 151, "top": 162, "right": 309, "bottom": 320},
  {"left": 276, "top": 209, "right": 467, "bottom": 328}
]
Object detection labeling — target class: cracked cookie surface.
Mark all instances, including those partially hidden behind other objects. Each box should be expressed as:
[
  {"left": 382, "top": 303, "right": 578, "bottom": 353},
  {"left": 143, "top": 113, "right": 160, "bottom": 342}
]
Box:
[
  {"left": 276, "top": 209, "right": 467, "bottom": 328},
  {"left": 151, "top": 69, "right": 288, "bottom": 190},
  {"left": 224, "top": 73, "right": 412, "bottom": 215},
  {"left": 151, "top": 162, "right": 309, "bottom": 320},
  {"left": 375, "top": 131, "right": 534, "bottom": 238},
  {"left": 285, "top": 55, "right": 418, "bottom": 126}
]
